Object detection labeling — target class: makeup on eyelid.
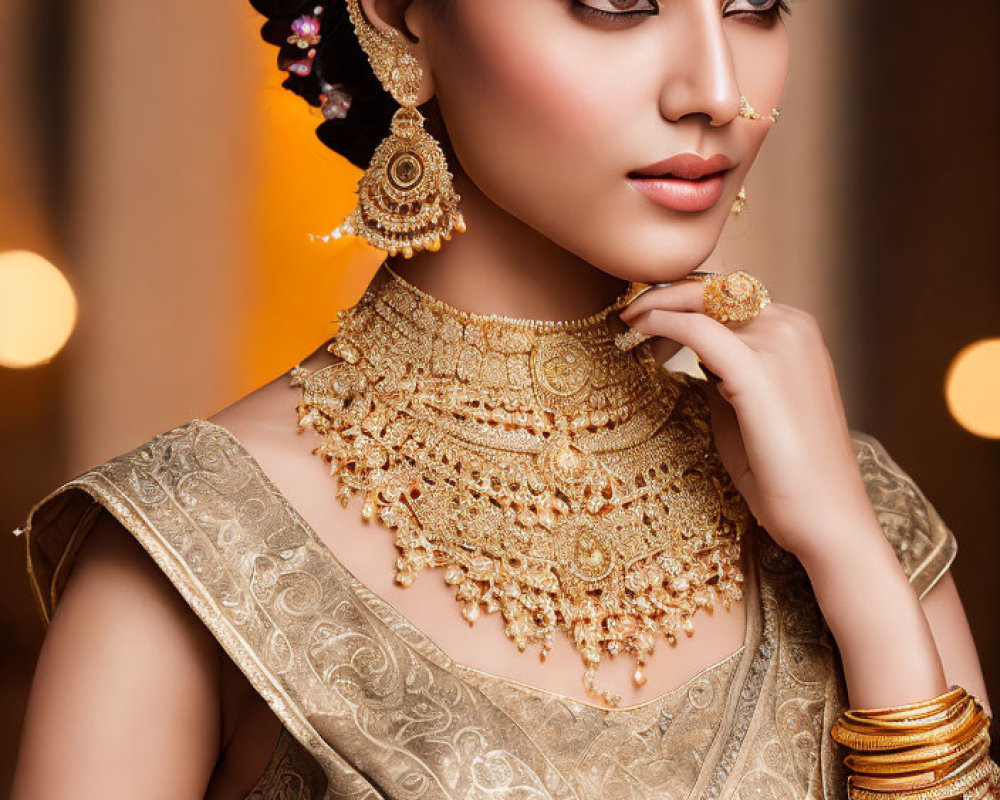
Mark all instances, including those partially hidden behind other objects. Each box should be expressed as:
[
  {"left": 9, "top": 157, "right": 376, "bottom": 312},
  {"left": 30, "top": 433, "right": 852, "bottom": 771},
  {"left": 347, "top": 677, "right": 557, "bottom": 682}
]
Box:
[{"left": 570, "top": 0, "right": 789, "bottom": 22}]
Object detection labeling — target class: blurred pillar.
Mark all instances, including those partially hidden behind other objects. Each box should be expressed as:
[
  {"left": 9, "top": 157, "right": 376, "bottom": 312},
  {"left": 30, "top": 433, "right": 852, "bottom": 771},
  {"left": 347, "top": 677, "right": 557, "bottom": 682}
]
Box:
[
  {"left": 847, "top": 0, "right": 1000, "bottom": 702},
  {"left": 64, "top": 0, "right": 259, "bottom": 470},
  {"left": 0, "top": 0, "right": 50, "bottom": 252},
  {"left": 0, "top": 0, "right": 69, "bottom": 792},
  {"left": 239, "top": 35, "right": 381, "bottom": 392}
]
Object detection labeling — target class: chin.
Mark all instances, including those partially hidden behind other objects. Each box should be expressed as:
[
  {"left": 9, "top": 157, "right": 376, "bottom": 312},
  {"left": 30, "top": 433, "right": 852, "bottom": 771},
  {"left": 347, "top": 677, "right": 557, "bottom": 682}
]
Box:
[{"left": 593, "top": 222, "right": 725, "bottom": 285}]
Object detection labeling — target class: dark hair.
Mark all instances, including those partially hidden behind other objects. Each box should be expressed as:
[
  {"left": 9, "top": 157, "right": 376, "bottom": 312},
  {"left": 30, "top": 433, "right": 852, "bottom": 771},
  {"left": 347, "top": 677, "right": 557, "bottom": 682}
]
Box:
[{"left": 249, "top": 0, "right": 398, "bottom": 170}]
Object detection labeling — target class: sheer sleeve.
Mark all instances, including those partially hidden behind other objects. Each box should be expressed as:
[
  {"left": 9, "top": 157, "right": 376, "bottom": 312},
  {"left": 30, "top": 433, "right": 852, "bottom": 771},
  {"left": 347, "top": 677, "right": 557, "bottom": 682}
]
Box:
[{"left": 850, "top": 431, "right": 958, "bottom": 599}]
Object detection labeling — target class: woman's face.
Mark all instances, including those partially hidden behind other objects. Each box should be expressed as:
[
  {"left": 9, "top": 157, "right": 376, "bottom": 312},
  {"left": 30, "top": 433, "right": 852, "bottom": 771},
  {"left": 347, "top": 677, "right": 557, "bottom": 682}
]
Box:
[{"left": 405, "top": 0, "right": 789, "bottom": 285}]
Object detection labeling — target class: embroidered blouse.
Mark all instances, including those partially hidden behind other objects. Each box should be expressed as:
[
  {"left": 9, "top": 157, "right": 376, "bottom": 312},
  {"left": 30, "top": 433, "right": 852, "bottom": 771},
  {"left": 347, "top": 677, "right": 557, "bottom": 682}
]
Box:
[{"left": 19, "top": 418, "right": 957, "bottom": 799}]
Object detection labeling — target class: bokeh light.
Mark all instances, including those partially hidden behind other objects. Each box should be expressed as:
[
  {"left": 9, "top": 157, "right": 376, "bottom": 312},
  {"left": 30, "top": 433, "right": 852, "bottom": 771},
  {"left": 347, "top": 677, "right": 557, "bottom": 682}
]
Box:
[
  {"left": 945, "top": 338, "right": 1000, "bottom": 439},
  {"left": 0, "top": 250, "right": 77, "bottom": 369}
]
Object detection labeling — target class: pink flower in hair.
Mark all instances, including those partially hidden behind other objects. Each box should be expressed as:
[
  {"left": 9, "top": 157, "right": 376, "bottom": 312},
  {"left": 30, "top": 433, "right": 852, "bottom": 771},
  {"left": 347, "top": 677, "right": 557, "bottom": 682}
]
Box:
[{"left": 288, "top": 6, "right": 323, "bottom": 49}]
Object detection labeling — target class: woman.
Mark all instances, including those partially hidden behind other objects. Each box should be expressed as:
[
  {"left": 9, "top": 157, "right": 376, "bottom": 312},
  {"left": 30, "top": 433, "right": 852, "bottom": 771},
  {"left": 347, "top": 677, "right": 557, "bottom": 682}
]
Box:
[{"left": 10, "top": 0, "right": 997, "bottom": 798}]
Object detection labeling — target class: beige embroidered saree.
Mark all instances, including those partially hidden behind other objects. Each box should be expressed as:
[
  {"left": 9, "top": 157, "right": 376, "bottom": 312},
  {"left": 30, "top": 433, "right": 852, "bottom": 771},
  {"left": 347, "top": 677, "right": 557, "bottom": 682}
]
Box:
[{"left": 20, "top": 418, "right": 957, "bottom": 800}]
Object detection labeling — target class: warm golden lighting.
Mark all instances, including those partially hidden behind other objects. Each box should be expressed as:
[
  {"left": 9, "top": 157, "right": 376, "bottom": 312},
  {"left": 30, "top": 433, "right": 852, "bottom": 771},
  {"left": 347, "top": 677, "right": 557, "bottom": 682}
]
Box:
[
  {"left": 945, "top": 338, "right": 1000, "bottom": 439},
  {"left": 242, "top": 36, "right": 382, "bottom": 394},
  {"left": 0, "top": 250, "right": 77, "bottom": 368}
]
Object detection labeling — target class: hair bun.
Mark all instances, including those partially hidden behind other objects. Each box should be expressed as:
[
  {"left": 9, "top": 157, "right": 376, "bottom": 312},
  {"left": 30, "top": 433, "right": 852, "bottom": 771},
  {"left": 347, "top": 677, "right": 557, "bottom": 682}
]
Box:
[{"left": 249, "top": 0, "right": 397, "bottom": 169}]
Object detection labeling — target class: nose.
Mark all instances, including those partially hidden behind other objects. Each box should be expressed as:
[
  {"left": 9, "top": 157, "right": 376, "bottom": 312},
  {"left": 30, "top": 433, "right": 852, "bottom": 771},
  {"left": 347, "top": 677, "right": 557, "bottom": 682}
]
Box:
[{"left": 658, "top": 1, "right": 742, "bottom": 127}]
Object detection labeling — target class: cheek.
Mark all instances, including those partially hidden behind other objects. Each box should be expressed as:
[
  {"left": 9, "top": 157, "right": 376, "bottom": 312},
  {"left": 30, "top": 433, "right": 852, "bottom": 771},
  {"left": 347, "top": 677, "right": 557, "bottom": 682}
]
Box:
[
  {"left": 431, "top": 2, "right": 627, "bottom": 225},
  {"left": 729, "top": 26, "right": 790, "bottom": 168},
  {"left": 429, "top": 4, "right": 790, "bottom": 280}
]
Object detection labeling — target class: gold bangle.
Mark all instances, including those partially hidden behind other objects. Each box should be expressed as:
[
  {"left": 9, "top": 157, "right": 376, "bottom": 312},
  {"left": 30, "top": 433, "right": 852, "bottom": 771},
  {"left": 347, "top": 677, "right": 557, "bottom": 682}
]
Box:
[
  {"left": 932, "top": 739, "right": 997, "bottom": 786},
  {"left": 847, "top": 726, "right": 991, "bottom": 784},
  {"left": 932, "top": 754, "right": 999, "bottom": 800},
  {"left": 840, "top": 697, "right": 969, "bottom": 732},
  {"left": 847, "top": 770, "right": 939, "bottom": 793},
  {"left": 843, "top": 686, "right": 968, "bottom": 720},
  {"left": 838, "top": 703, "right": 985, "bottom": 758},
  {"left": 833, "top": 696, "right": 981, "bottom": 751},
  {"left": 834, "top": 686, "right": 999, "bottom": 799},
  {"left": 847, "top": 754, "right": 998, "bottom": 800}
]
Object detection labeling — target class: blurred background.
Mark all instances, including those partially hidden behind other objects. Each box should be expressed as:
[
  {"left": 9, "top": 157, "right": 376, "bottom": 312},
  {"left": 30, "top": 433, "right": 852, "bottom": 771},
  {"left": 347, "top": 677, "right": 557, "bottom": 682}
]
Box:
[{"left": 1, "top": 0, "right": 997, "bottom": 791}]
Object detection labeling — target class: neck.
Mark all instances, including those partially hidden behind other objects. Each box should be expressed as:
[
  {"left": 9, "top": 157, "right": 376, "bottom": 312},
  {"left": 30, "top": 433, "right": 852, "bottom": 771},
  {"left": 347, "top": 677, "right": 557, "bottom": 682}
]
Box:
[{"left": 382, "top": 170, "right": 630, "bottom": 323}]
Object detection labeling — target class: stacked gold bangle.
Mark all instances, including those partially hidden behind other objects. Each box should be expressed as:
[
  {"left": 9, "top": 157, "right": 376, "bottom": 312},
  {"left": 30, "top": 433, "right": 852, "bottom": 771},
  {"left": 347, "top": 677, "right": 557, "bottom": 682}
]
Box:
[{"left": 830, "top": 685, "right": 1000, "bottom": 799}]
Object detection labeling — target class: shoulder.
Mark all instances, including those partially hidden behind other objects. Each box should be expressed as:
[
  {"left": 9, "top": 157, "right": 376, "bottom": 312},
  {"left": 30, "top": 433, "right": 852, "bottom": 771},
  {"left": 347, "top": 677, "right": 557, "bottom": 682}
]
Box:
[
  {"left": 21, "top": 340, "right": 334, "bottom": 626},
  {"left": 13, "top": 344, "right": 344, "bottom": 796},
  {"left": 848, "top": 430, "right": 958, "bottom": 599},
  {"left": 11, "top": 508, "right": 223, "bottom": 798},
  {"left": 206, "top": 339, "right": 334, "bottom": 449},
  {"left": 56, "top": 508, "right": 223, "bottom": 674}
]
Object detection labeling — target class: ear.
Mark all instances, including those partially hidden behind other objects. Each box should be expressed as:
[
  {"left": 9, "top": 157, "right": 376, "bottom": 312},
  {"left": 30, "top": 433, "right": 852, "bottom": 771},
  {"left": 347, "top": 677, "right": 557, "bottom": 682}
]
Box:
[{"left": 357, "top": 0, "right": 437, "bottom": 102}]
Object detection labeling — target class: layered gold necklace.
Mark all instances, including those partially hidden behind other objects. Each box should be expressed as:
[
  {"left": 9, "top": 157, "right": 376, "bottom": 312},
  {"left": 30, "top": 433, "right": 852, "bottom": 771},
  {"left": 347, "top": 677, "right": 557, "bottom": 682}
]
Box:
[{"left": 289, "top": 267, "right": 752, "bottom": 707}]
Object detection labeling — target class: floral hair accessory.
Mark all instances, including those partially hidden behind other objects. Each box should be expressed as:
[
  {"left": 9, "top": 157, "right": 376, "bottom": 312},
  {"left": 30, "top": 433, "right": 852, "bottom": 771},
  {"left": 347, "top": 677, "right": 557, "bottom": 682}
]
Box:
[
  {"left": 286, "top": 5, "right": 324, "bottom": 77},
  {"left": 319, "top": 80, "right": 353, "bottom": 120}
]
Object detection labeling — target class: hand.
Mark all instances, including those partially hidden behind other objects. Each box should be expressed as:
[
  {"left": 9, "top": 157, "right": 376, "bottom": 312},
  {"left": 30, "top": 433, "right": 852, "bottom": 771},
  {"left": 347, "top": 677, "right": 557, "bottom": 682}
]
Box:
[{"left": 619, "top": 279, "right": 883, "bottom": 563}]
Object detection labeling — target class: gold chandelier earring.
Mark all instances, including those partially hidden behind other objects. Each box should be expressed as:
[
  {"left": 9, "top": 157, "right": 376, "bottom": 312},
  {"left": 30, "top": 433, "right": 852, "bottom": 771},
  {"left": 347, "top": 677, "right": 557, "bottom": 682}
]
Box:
[{"left": 309, "top": 0, "right": 466, "bottom": 257}]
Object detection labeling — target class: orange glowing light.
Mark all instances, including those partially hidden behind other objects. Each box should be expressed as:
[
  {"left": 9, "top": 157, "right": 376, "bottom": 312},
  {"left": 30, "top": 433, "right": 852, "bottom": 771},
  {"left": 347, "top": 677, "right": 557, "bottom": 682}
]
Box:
[
  {"left": 945, "top": 338, "right": 1000, "bottom": 440},
  {"left": 0, "top": 250, "right": 77, "bottom": 368}
]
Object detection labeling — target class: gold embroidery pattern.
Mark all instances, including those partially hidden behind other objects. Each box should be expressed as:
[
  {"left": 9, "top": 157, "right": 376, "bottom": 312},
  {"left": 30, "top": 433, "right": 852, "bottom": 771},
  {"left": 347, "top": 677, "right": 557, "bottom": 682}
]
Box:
[
  {"left": 244, "top": 727, "right": 330, "bottom": 800},
  {"left": 18, "top": 420, "right": 957, "bottom": 800},
  {"left": 289, "top": 270, "right": 754, "bottom": 707},
  {"left": 851, "top": 433, "right": 957, "bottom": 598},
  {"left": 460, "top": 656, "right": 743, "bottom": 798}
]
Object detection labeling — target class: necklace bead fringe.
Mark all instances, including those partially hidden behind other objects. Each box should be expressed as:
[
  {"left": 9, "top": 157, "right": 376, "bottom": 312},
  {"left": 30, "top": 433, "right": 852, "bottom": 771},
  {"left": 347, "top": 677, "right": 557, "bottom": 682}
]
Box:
[{"left": 289, "top": 267, "right": 753, "bottom": 708}]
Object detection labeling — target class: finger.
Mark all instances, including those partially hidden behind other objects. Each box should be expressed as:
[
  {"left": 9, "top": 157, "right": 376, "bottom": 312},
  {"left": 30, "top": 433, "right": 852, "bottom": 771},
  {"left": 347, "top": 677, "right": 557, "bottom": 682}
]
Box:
[
  {"left": 625, "top": 308, "right": 756, "bottom": 387},
  {"left": 611, "top": 321, "right": 684, "bottom": 362},
  {"left": 619, "top": 279, "right": 706, "bottom": 323}
]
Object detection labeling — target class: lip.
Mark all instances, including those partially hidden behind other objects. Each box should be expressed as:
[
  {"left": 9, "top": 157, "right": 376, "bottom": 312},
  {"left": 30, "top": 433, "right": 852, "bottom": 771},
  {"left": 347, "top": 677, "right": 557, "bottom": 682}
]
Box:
[
  {"left": 630, "top": 152, "right": 735, "bottom": 179},
  {"left": 627, "top": 152, "right": 735, "bottom": 213}
]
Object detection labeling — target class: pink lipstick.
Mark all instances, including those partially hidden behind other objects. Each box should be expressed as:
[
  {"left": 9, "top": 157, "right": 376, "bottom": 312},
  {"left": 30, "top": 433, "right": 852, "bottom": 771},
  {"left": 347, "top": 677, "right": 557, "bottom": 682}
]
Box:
[{"left": 627, "top": 152, "right": 735, "bottom": 213}]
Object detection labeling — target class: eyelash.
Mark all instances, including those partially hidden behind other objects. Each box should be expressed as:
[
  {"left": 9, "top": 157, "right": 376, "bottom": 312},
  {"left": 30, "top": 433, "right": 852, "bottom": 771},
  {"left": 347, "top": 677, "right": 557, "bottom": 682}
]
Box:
[{"left": 570, "top": 0, "right": 790, "bottom": 23}]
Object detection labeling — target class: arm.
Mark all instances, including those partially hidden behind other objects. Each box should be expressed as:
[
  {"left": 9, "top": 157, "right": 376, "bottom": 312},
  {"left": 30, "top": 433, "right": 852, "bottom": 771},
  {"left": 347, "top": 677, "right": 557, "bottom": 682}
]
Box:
[
  {"left": 798, "top": 510, "right": 952, "bottom": 708},
  {"left": 10, "top": 511, "right": 224, "bottom": 800},
  {"left": 920, "top": 570, "right": 992, "bottom": 715},
  {"left": 798, "top": 522, "right": 986, "bottom": 710},
  {"left": 619, "top": 285, "right": 990, "bottom": 712},
  {"left": 804, "top": 543, "right": 998, "bottom": 760},
  {"left": 792, "top": 435, "right": 989, "bottom": 714},
  {"left": 921, "top": 571, "right": 998, "bottom": 764}
]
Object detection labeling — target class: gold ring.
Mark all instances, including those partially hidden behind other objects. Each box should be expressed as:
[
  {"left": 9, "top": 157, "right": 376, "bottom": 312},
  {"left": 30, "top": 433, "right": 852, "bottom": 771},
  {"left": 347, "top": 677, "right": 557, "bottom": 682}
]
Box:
[{"left": 687, "top": 269, "right": 771, "bottom": 324}]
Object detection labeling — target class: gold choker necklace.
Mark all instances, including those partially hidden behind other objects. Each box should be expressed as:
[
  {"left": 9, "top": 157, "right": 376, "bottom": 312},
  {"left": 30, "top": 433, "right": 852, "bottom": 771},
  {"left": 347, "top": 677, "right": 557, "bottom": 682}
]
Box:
[{"left": 289, "top": 267, "right": 752, "bottom": 707}]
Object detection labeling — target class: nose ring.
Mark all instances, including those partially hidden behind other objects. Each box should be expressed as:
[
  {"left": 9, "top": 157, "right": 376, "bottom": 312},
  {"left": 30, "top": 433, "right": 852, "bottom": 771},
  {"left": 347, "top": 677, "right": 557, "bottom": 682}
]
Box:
[{"left": 739, "top": 94, "right": 781, "bottom": 123}]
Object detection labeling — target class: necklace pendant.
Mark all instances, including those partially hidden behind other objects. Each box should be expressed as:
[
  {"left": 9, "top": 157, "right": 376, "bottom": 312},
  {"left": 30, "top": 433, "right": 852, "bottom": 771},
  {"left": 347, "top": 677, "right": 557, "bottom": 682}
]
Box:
[{"left": 292, "top": 266, "right": 754, "bottom": 710}]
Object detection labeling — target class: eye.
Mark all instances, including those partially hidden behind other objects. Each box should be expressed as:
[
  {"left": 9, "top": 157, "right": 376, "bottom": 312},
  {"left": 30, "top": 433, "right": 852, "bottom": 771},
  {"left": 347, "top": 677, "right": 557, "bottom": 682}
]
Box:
[
  {"left": 571, "top": 0, "right": 659, "bottom": 21},
  {"left": 723, "top": 0, "right": 789, "bottom": 19}
]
